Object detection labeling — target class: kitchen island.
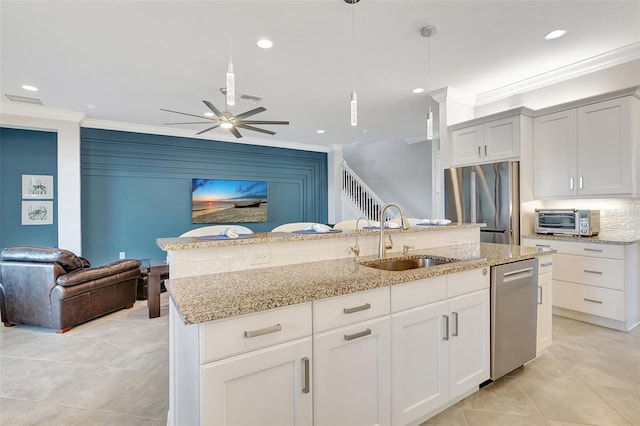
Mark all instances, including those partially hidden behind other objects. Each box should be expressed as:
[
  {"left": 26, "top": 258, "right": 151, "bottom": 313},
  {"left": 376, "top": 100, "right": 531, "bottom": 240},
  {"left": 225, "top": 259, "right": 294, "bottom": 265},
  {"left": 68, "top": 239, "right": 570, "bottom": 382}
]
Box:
[{"left": 159, "top": 225, "right": 550, "bottom": 426}]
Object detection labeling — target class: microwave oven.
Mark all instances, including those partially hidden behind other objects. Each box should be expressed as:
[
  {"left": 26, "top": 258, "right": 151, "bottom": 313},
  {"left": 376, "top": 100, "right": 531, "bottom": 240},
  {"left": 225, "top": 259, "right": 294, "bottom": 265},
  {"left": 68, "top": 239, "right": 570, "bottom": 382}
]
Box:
[{"left": 535, "top": 209, "right": 600, "bottom": 236}]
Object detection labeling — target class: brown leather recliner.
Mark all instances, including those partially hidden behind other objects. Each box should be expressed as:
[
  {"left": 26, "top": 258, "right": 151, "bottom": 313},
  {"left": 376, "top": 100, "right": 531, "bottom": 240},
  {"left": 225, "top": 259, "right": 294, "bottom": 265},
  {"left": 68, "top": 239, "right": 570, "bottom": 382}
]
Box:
[{"left": 0, "top": 246, "right": 141, "bottom": 333}]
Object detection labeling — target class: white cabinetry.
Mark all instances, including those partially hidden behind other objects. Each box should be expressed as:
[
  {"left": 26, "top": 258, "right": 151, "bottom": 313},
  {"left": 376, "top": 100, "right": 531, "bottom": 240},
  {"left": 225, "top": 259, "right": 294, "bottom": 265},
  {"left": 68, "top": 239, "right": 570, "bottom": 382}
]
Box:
[
  {"left": 535, "top": 255, "right": 553, "bottom": 355},
  {"left": 533, "top": 94, "right": 640, "bottom": 198},
  {"left": 450, "top": 111, "right": 530, "bottom": 167},
  {"left": 313, "top": 287, "right": 391, "bottom": 426},
  {"left": 390, "top": 268, "right": 490, "bottom": 425},
  {"left": 524, "top": 238, "right": 639, "bottom": 332},
  {"left": 170, "top": 301, "right": 313, "bottom": 426}
]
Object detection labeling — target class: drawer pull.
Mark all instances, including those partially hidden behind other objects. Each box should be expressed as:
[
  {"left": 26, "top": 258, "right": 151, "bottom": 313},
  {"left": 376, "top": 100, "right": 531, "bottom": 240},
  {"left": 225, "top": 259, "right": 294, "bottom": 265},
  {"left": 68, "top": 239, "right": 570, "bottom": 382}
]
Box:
[
  {"left": 536, "top": 244, "right": 551, "bottom": 248},
  {"left": 541, "top": 262, "right": 553, "bottom": 267},
  {"left": 343, "top": 303, "right": 371, "bottom": 314},
  {"left": 584, "top": 270, "right": 603, "bottom": 275},
  {"left": 538, "top": 286, "right": 543, "bottom": 305},
  {"left": 584, "top": 298, "right": 603, "bottom": 304},
  {"left": 344, "top": 328, "right": 372, "bottom": 341},
  {"left": 302, "top": 357, "right": 310, "bottom": 394},
  {"left": 452, "top": 312, "right": 459, "bottom": 337},
  {"left": 443, "top": 315, "right": 450, "bottom": 341},
  {"left": 584, "top": 248, "right": 603, "bottom": 253},
  {"left": 244, "top": 323, "right": 282, "bottom": 338}
]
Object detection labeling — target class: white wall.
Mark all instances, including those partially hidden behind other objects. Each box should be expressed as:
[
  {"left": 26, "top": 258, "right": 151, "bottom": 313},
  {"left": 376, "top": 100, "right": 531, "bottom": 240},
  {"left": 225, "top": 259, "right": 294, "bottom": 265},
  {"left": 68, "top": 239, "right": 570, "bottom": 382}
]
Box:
[
  {"left": 343, "top": 138, "right": 433, "bottom": 219},
  {"left": 475, "top": 60, "right": 640, "bottom": 117}
]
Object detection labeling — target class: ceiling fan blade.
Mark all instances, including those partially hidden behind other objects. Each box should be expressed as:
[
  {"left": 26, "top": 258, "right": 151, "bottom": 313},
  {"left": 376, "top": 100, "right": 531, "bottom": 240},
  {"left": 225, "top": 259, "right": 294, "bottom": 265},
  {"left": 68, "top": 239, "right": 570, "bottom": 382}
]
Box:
[
  {"left": 229, "top": 126, "right": 243, "bottom": 138},
  {"left": 233, "top": 107, "right": 267, "bottom": 120},
  {"left": 164, "top": 121, "right": 216, "bottom": 125},
  {"left": 161, "top": 108, "right": 215, "bottom": 121},
  {"left": 239, "top": 120, "right": 290, "bottom": 125},
  {"left": 195, "top": 124, "right": 221, "bottom": 135},
  {"left": 202, "top": 100, "right": 224, "bottom": 119},
  {"left": 236, "top": 124, "right": 276, "bottom": 135}
]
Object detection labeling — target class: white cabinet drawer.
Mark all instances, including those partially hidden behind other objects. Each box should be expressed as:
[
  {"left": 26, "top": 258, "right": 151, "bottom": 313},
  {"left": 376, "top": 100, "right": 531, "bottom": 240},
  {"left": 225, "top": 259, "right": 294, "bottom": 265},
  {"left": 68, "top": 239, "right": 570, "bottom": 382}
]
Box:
[
  {"left": 447, "top": 267, "right": 489, "bottom": 298},
  {"left": 200, "top": 302, "right": 312, "bottom": 363},
  {"left": 391, "top": 276, "right": 447, "bottom": 313},
  {"left": 553, "top": 254, "right": 624, "bottom": 290},
  {"left": 554, "top": 280, "right": 625, "bottom": 321},
  {"left": 313, "top": 287, "right": 390, "bottom": 333},
  {"left": 528, "top": 239, "right": 623, "bottom": 259},
  {"left": 538, "top": 255, "right": 553, "bottom": 275}
]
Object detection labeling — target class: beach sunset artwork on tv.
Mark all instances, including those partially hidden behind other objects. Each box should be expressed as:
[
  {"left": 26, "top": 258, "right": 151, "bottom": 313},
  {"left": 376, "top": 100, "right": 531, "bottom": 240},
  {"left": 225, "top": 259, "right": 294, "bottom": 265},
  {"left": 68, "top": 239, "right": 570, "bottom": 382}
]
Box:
[{"left": 191, "top": 179, "right": 268, "bottom": 223}]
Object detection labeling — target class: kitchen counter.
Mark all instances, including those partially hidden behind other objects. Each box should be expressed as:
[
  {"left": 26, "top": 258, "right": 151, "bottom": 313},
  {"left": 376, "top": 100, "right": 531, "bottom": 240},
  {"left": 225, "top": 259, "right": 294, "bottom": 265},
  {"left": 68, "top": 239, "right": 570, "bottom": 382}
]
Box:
[
  {"left": 166, "top": 242, "right": 550, "bottom": 325},
  {"left": 522, "top": 233, "right": 640, "bottom": 245},
  {"left": 157, "top": 222, "right": 484, "bottom": 251}
]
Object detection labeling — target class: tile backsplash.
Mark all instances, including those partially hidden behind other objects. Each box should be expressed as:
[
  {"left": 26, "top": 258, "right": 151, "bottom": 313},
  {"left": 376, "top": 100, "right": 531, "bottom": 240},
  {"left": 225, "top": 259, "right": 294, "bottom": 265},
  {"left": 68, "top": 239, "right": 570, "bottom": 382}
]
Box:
[{"left": 523, "top": 198, "right": 640, "bottom": 238}]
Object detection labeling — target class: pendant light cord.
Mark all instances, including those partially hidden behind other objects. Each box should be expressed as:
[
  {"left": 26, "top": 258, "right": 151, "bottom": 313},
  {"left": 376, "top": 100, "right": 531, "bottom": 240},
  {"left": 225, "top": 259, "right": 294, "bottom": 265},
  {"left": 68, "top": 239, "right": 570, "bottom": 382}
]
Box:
[
  {"left": 351, "top": 3, "right": 355, "bottom": 93},
  {"left": 427, "top": 31, "right": 431, "bottom": 114}
]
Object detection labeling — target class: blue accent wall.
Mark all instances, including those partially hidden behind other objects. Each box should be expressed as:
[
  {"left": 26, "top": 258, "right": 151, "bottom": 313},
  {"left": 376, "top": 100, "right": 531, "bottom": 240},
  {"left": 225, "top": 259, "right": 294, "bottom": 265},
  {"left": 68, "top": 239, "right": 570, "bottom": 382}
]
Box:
[
  {"left": 81, "top": 128, "right": 327, "bottom": 264},
  {"left": 0, "top": 127, "right": 58, "bottom": 249}
]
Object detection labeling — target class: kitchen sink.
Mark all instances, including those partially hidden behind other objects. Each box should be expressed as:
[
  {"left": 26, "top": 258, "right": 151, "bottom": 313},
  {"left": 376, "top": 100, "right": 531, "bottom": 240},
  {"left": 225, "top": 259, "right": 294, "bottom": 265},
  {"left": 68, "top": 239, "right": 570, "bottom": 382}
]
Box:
[{"left": 361, "top": 256, "right": 456, "bottom": 271}]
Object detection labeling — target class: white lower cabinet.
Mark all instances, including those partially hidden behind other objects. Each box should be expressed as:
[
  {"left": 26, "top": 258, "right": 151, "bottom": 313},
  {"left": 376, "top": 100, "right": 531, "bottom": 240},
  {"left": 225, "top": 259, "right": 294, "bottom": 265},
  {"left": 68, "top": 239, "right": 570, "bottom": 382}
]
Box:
[
  {"left": 390, "top": 269, "right": 490, "bottom": 425},
  {"left": 536, "top": 255, "right": 553, "bottom": 355},
  {"left": 201, "top": 338, "right": 313, "bottom": 426},
  {"left": 314, "top": 316, "right": 391, "bottom": 426}
]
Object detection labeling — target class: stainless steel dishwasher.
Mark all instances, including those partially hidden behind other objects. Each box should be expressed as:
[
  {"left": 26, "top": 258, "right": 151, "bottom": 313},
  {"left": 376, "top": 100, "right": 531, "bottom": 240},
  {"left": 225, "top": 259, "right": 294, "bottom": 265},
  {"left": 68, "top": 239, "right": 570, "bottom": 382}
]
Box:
[{"left": 491, "top": 258, "right": 538, "bottom": 380}]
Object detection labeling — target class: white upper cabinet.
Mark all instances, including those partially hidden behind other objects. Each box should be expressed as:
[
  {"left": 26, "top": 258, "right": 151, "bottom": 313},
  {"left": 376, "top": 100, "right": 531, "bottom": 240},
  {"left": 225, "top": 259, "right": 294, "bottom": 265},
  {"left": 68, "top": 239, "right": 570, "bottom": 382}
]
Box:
[
  {"left": 533, "top": 93, "right": 639, "bottom": 198},
  {"left": 450, "top": 112, "right": 526, "bottom": 167}
]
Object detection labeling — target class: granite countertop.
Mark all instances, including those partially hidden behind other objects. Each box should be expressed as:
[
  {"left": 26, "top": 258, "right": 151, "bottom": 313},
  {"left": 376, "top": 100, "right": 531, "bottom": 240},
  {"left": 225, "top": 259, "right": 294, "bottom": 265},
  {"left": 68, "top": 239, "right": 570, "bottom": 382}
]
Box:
[
  {"left": 166, "top": 242, "right": 551, "bottom": 325},
  {"left": 522, "top": 233, "right": 640, "bottom": 245},
  {"left": 156, "top": 223, "right": 484, "bottom": 251}
]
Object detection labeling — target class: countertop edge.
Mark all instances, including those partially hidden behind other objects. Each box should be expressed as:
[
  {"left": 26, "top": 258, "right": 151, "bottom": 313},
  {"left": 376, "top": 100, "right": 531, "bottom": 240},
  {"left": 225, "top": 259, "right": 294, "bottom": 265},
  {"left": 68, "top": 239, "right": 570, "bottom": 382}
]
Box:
[{"left": 522, "top": 234, "right": 640, "bottom": 245}]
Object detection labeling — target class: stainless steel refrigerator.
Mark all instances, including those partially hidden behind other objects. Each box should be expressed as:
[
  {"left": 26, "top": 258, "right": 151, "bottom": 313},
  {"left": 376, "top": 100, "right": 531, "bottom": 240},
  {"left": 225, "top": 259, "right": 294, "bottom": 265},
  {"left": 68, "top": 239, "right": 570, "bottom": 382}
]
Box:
[{"left": 444, "top": 161, "right": 519, "bottom": 245}]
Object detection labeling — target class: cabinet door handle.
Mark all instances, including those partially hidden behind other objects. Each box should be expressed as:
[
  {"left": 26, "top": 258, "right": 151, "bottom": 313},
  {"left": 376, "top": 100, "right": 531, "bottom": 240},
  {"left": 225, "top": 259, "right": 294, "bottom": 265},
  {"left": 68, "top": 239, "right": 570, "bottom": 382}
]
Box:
[
  {"left": 452, "top": 312, "right": 459, "bottom": 337},
  {"left": 344, "top": 328, "right": 372, "bottom": 341},
  {"left": 584, "top": 298, "right": 603, "bottom": 304},
  {"left": 484, "top": 145, "right": 488, "bottom": 156},
  {"left": 538, "top": 286, "right": 543, "bottom": 305},
  {"left": 301, "top": 357, "right": 310, "bottom": 394},
  {"left": 541, "top": 262, "right": 553, "bottom": 267},
  {"left": 244, "top": 323, "right": 282, "bottom": 338},
  {"left": 584, "top": 270, "right": 603, "bottom": 275},
  {"left": 584, "top": 248, "right": 603, "bottom": 253},
  {"left": 536, "top": 244, "right": 551, "bottom": 248},
  {"left": 443, "top": 315, "right": 450, "bottom": 341},
  {"left": 579, "top": 176, "right": 584, "bottom": 190},
  {"left": 478, "top": 146, "right": 481, "bottom": 157},
  {"left": 570, "top": 177, "right": 574, "bottom": 190},
  {"left": 343, "top": 303, "right": 371, "bottom": 314}
]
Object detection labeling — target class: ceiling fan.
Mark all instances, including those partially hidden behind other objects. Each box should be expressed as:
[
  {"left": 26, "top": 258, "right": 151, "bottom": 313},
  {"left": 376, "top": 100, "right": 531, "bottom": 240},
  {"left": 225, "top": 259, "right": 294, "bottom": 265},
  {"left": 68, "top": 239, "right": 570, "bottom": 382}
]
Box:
[{"left": 161, "top": 95, "right": 289, "bottom": 139}]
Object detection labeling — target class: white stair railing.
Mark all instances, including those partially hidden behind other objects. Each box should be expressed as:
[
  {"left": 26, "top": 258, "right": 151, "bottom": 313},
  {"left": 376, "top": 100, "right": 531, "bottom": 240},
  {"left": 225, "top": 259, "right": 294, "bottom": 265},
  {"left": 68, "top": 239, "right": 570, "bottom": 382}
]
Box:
[{"left": 341, "top": 160, "right": 389, "bottom": 222}]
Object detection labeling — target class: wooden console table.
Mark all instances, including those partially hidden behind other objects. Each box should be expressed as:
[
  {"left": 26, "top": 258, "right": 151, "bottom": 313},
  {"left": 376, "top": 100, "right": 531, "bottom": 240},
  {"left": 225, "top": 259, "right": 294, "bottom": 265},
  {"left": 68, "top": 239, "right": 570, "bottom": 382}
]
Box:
[{"left": 141, "top": 259, "right": 169, "bottom": 319}]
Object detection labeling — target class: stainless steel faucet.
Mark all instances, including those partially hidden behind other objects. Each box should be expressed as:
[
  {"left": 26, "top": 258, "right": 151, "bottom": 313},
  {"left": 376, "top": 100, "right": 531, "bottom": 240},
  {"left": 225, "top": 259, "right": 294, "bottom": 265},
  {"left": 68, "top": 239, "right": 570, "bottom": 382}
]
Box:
[
  {"left": 350, "top": 216, "right": 371, "bottom": 261},
  {"left": 378, "top": 202, "right": 410, "bottom": 258}
]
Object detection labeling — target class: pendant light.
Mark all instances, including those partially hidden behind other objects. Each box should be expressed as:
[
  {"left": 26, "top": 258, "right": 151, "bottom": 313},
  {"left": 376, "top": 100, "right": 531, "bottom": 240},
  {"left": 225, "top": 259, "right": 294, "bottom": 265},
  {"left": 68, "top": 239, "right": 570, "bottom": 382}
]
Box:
[
  {"left": 346, "top": 0, "right": 360, "bottom": 126},
  {"left": 226, "top": 21, "right": 235, "bottom": 106},
  {"left": 421, "top": 25, "right": 436, "bottom": 140}
]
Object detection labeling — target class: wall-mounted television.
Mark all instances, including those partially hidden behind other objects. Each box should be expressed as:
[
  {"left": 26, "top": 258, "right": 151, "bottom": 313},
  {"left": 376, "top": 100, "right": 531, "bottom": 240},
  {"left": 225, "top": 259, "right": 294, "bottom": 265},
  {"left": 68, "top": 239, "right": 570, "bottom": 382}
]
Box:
[{"left": 191, "top": 178, "right": 268, "bottom": 224}]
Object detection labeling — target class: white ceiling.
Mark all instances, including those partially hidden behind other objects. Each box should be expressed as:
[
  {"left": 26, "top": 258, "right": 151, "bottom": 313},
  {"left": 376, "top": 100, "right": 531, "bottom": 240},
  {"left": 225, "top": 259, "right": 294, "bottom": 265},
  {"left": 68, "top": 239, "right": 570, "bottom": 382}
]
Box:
[{"left": 2, "top": 0, "right": 639, "bottom": 150}]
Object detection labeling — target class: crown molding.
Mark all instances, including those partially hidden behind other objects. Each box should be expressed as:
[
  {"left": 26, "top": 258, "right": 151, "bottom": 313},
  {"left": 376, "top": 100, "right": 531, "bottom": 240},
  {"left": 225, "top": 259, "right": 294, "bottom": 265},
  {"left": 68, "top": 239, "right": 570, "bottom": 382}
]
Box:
[
  {"left": 476, "top": 42, "right": 640, "bottom": 106},
  {"left": 0, "top": 102, "right": 86, "bottom": 123},
  {"left": 81, "top": 118, "right": 332, "bottom": 153}
]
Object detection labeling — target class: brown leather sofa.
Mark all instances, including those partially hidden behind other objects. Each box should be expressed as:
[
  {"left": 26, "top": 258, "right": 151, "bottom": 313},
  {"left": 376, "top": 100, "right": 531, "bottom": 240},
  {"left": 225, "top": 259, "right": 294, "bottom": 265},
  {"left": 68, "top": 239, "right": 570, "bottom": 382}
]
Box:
[{"left": 0, "top": 246, "right": 141, "bottom": 333}]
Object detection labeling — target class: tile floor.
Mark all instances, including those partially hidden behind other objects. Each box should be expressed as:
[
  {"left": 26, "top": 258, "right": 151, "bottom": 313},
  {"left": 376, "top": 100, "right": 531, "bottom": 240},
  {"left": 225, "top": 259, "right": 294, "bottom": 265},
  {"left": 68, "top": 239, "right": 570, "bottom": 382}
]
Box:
[{"left": 1, "top": 296, "right": 639, "bottom": 426}]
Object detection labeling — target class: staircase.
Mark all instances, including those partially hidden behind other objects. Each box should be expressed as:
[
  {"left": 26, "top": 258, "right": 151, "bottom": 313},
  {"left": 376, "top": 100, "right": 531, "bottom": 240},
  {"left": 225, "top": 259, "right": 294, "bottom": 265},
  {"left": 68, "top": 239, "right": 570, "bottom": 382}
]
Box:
[{"left": 341, "top": 160, "right": 392, "bottom": 222}]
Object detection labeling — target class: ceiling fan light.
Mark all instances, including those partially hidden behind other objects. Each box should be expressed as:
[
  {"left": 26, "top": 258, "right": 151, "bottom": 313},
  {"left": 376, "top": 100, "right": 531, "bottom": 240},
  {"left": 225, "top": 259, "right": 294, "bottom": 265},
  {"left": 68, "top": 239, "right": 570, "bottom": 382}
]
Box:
[
  {"left": 226, "top": 62, "right": 235, "bottom": 106},
  {"left": 220, "top": 122, "right": 233, "bottom": 129}
]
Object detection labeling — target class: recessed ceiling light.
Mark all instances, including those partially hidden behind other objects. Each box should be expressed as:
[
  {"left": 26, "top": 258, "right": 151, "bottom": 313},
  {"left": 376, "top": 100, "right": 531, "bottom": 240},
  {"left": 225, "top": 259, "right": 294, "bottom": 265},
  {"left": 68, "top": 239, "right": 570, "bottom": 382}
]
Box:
[
  {"left": 412, "top": 88, "right": 425, "bottom": 94},
  {"left": 257, "top": 39, "right": 273, "bottom": 49},
  {"left": 317, "top": 130, "right": 325, "bottom": 134},
  {"left": 544, "top": 29, "right": 567, "bottom": 40},
  {"left": 21, "top": 85, "right": 38, "bottom": 92},
  {"left": 204, "top": 112, "right": 215, "bottom": 117}
]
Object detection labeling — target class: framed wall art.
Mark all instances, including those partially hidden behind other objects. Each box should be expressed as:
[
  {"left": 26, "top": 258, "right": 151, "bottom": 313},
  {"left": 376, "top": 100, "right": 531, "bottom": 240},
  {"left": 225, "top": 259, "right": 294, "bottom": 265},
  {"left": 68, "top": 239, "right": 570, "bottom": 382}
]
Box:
[
  {"left": 22, "top": 201, "right": 53, "bottom": 225},
  {"left": 191, "top": 178, "right": 268, "bottom": 224},
  {"left": 22, "top": 174, "right": 54, "bottom": 199}
]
